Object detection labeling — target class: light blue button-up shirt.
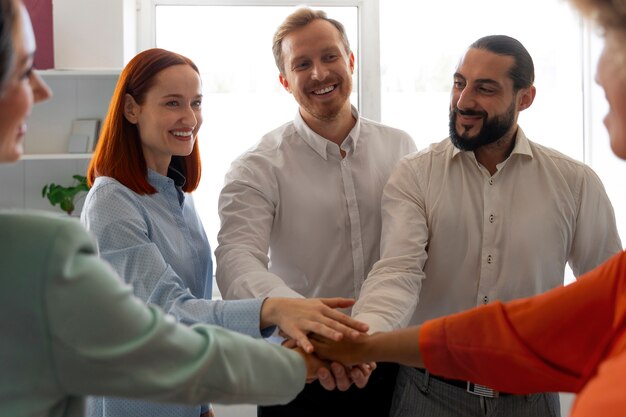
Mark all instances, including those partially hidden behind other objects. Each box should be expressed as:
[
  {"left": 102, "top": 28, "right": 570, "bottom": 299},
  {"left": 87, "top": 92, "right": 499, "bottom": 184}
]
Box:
[{"left": 82, "top": 168, "right": 271, "bottom": 417}]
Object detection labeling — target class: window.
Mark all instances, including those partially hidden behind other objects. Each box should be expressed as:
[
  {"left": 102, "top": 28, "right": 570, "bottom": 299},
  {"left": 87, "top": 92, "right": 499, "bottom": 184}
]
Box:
[
  {"left": 150, "top": 2, "right": 363, "bottom": 270},
  {"left": 379, "top": 0, "right": 584, "bottom": 159},
  {"left": 146, "top": 0, "right": 623, "bottom": 288}
]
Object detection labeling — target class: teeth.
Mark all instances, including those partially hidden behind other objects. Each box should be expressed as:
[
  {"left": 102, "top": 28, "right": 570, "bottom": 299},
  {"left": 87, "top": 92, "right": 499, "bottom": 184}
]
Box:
[
  {"left": 313, "top": 85, "right": 335, "bottom": 95},
  {"left": 172, "top": 131, "right": 193, "bottom": 137}
]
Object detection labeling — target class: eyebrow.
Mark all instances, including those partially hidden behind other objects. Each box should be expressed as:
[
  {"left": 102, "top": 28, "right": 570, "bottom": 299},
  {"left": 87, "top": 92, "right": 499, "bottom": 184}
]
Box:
[
  {"left": 290, "top": 46, "right": 342, "bottom": 63},
  {"left": 453, "top": 72, "right": 501, "bottom": 88},
  {"left": 161, "top": 93, "right": 203, "bottom": 99}
]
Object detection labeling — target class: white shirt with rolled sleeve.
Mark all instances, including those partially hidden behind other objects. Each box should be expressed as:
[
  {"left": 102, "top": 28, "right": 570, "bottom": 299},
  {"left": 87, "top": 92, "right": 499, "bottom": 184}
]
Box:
[
  {"left": 354, "top": 128, "right": 622, "bottom": 333},
  {"left": 216, "top": 106, "right": 416, "bottom": 306}
]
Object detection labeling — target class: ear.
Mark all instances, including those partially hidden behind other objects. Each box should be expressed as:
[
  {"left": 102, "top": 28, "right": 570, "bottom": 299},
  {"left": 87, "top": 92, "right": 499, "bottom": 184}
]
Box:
[
  {"left": 349, "top": 52, "right": 355, "bottom": 74},
  {"left": 517, "top": 85, "right": 536, "bottom": 112},
  {"left": 279, "top": 73, "right": 291, "bottom": 93},
  {"left": 124, "top": 93, "right": 140, "bottom": 124}
]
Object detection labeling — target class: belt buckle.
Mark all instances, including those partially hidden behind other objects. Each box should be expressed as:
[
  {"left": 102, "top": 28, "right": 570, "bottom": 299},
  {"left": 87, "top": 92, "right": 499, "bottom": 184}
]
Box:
[{"left": 466, "top": 382, "right": 499, "bottom": 398}]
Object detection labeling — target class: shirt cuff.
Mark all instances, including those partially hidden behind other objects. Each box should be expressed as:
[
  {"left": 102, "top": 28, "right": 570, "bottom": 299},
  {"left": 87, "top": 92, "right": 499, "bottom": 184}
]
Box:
[
  {"left": 221, "top": 298, "right": 267, "bottom": 338},
  {"left": 353, "top": 312, "right": 395, "bottom": 334}
]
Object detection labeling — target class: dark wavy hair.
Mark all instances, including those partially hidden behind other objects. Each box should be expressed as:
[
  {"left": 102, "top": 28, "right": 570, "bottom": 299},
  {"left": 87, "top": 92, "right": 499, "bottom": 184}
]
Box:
[{"left": 470, "top": 35, "right": 535, "bottom": 91}]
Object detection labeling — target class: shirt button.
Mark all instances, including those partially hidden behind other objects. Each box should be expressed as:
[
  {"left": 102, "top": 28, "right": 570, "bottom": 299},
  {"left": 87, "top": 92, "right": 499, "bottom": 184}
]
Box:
[
  {"left": 483, "top": 296, "right": 489, "bottom": 304},
  {"left": 489, "top": 178, "right": 494, "bottom": 185},
  {"left": 489, "top": 214, "right": 495, "bottom": 223},
  {"left": 487, "top": 254, "right": 493, "bottom": 264}
]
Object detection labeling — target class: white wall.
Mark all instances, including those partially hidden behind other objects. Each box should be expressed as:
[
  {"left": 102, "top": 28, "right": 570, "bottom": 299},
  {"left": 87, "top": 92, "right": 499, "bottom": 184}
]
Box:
[{"left": 53, "top": 0, "right": 136, "bottom": 69}]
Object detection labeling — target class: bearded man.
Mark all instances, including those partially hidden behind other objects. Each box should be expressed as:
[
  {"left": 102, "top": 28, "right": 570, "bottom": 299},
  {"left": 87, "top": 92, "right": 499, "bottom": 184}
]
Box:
[{"left": 352, "top": 34, "right": 622, "bottom": 417}]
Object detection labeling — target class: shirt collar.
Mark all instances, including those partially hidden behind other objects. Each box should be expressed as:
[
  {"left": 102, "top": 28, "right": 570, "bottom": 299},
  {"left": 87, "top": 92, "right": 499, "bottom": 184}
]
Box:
[
  {"left": 293, "top": 105, "right": 361, "bottom": 160},
  {"left": 147, "top": 166, "right": 187, "bottom": 205},
  {"left": 451, "top": 127, "right": 533, "bottom": 160}
]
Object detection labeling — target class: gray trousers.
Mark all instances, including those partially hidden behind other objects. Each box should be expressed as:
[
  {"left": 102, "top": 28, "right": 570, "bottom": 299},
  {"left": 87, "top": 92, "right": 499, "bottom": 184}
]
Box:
[{"left": 390, "top": 366, "right": 561, "bottom": 417}]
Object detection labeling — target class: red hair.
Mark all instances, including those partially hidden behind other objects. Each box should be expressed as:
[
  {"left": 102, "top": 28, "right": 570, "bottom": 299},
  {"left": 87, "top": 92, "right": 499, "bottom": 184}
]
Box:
[{"left": 87, "top": 48, "right": 202, "bottom": 194}]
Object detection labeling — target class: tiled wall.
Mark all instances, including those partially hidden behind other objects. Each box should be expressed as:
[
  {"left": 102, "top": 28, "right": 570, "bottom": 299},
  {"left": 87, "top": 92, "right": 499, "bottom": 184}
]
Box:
[
  {"left": 0, "top": 72, "right": 117, "bottom": 215},
  {"left": 0, "top": 158, "right": 91, "bottom": 215}
]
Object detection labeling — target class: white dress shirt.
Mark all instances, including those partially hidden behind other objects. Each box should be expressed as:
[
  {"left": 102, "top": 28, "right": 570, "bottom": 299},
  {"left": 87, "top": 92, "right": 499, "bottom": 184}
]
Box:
[
  {"left": 216, "top": 106, "right": 416, "bottom": 305},
  {"left": 354, "top": 129, "right": 622, "bottom": 333}
]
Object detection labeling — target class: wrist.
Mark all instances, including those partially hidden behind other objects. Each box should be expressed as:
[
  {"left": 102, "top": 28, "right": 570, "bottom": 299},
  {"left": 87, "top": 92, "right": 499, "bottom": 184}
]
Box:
[{"left": 260, "top": 297, "right": 277, "bottom": 329}]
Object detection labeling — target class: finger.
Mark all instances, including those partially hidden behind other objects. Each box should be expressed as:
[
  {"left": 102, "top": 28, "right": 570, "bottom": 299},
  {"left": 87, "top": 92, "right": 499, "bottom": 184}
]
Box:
[
  {"left": 350, "top": 367, "right": 369, "bottom": 389},
  {"left": 301, "top": 312, "right": 369, "bottom": 341},
  {"left": 300, "top": 320, "right": 344, "bottom": 342},
  {"left": 281, "top": 338, "right": 297, "bottom": 349},
  {"left": 317, "top": 297, "right": 356, "bottom": 309},
  {"left": 359, "top": 363, "right": 373, "bottom": 377},
  {"left": 317, "top": 366, "right": 336, "bottom": 390},
  {"left": 330, "top": 362, "right": 352, "bottom": 391},
  {"left": 318, "top": 307, "right": 370, "bottom": 334},
  {"left": 309, "top": 338, "right": 329, "bottom": 358},
  {"left": 293, "top": 332, "right": 314, "bottom": 354}
]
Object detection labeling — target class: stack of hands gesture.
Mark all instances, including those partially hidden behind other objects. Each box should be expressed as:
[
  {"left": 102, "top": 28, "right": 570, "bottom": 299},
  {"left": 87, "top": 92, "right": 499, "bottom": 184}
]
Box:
[{"left": 261, "top": 297, "right": 378, "bottom": 391}]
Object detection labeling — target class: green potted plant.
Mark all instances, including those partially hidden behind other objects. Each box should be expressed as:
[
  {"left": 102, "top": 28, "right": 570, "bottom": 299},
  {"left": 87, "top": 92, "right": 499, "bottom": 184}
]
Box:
[{"left": 41, "top": 174, "right": 90, "bottom": 216}]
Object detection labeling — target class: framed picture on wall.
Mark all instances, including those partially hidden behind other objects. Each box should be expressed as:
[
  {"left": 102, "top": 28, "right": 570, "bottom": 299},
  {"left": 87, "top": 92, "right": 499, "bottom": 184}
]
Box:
[{"left": 23, "top": 0, "right": 54, "bottom": 69}]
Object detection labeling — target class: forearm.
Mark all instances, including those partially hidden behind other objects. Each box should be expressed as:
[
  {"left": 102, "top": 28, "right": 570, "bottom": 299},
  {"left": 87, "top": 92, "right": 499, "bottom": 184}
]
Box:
[
  {"left": 354, "top": 159, "right": 428, "bottom": 333},
  {"left": 215, "top": 253, "right": 303, "bottom": 300},
  {"left": 47, "top": 240, "right": 306, "bottom": 404},
  {"left": 368, "top": 328, "right": 423, "bottom": 368},
  {"left": 420, "top": 252, "right": 626, "bottom": 394}
]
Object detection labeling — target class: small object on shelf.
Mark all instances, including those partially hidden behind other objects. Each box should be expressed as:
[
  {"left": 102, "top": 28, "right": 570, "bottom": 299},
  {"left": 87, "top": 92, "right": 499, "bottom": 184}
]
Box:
[
  {"left": 67, "top": 133, "right": 90, "bottom": 153},
  {"left": 41, "top": 175, "right": 90, "bottom": 216},
  {"left": 70, "top": 119, "right": 101, "bottom": 152}
]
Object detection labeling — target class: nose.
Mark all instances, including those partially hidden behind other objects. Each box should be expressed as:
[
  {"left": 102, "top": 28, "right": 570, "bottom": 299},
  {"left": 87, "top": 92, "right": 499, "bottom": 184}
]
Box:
[
  {"left": 182, "top": 105, "right": 198, "bottom": 127},
  {"left": 310, "top": 61, "right": 329, "bottom": 81},
  {"left": 30, "top": 71, "right": 52, "bottom": 103},
  {"left": 454, "top": 86, "right": 475, "bottom": 110}
]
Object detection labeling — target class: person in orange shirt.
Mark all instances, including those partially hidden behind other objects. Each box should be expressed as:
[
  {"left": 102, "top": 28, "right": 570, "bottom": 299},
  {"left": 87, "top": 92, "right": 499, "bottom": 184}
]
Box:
[{"left": 311, "top": 1, "right": 626, "bottom": 416}]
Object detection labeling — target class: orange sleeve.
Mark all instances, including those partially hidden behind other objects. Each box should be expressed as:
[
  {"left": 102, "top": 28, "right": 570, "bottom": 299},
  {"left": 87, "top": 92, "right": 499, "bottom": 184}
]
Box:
[{"left": 420, "top": 250, "right": 626, "bottom": 394}]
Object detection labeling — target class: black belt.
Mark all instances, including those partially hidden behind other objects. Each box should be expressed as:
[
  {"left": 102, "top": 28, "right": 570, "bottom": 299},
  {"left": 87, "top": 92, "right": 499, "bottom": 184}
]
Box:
[{"left": 415, "top": 368, "right": 511, "bottom": 397}]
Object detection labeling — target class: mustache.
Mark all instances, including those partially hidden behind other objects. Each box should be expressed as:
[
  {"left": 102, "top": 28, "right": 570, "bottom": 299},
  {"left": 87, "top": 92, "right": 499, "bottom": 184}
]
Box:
[{"left": 453, "top": 108, "right": 488, "bottom": 118}]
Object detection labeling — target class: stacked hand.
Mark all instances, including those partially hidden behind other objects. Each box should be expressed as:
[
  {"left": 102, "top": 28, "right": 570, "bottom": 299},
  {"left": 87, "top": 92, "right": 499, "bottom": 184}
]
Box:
[
  {"left": 261, "top": 297, "right": 377, "bottom": 390},
  {"left": 260, "top": 297, "right": 368, "bottom": 353},
  {"left": 286, "top": 337, "right": 376, "bottom": 390}
]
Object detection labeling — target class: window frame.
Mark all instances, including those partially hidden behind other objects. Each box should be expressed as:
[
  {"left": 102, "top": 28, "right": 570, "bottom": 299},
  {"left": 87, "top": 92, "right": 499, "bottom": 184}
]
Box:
[{"left": 136, "top": 0, "right": 382, "bottom": 120}]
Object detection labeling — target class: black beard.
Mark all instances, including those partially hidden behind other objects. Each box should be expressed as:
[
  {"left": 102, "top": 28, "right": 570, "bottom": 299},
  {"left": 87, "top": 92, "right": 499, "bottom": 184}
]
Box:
[{"left": 449, "top": 100, "right": 516, "bottom": 151}]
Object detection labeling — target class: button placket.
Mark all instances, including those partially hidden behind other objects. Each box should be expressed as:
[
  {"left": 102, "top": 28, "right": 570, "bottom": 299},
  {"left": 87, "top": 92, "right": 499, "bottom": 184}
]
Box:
[{"left": 478, "top": 173, "right": 498, "bottom": 307}]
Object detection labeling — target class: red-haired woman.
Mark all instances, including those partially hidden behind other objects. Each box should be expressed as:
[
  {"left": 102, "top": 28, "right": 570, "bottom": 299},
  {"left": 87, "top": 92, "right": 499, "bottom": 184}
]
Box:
[
  {"left": 81, "top": 48, "right": 369, "bottom": 417},
  {"left": 0, "top": 2, "right": 328, "bottom": 416}
]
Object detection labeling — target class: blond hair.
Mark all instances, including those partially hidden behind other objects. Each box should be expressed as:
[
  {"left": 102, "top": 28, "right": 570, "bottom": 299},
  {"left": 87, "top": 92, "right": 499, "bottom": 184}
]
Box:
[
  {"left": 570, "top": 0, "right": 626, "bottom": 32},
  {"left": 272, "top": 7, "right": 351, "bottom": 75}
]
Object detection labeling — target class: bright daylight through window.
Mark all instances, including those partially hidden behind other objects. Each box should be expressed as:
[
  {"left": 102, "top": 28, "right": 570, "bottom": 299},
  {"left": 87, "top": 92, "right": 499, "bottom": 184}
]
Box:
[{"left": 155, "top": 1, "right": 626, "bottom": 289}]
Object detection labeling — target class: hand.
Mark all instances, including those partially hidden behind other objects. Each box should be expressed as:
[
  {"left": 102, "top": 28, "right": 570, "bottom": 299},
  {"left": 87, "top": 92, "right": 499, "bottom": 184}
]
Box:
[
  {"left": 292, "top": 346, "right": 331, "bottom": 383},
  {"left": 310, "top": 333, "right": 371, "bottom": 366},
  {"left": 261, "top": 297, "right": 369, "bottom": 353},
  {"left": 291, "top": 343, "right": 374, "bottom": 391},
  {"left": 312, "top": 327, "right": 425, "bottom": 369},
  {"left": 317, "top": 361, "right": 376, "bottom": 391}
]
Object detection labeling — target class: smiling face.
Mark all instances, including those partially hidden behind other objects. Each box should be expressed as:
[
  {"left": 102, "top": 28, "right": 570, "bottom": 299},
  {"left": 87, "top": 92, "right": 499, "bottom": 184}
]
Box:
[
  {"left": 124, "top": 64, "right": 203, "bottom": 175},
  {"left": 449, "top": 48, "right": 534, "bottom": 151},
  {"left": 596, "top": 32, "right": 626, "bottom": 160},
  {"left": 0, "top": 2, "right": 51, "bottom": 162},
  {"left": 278, "top": 19, "right": 354, "bottom": 127}
]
